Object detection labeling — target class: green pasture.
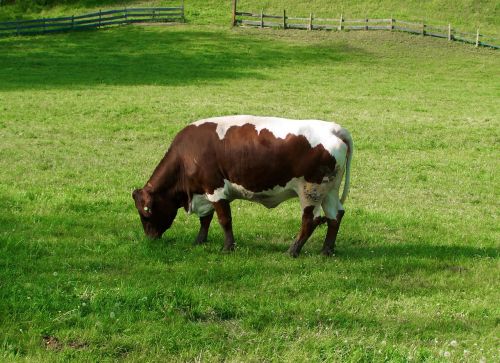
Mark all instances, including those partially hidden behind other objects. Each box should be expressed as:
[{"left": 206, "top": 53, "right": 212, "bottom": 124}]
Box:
[{"left": 0, "top": 12, "right": 499, "bottom": 363}]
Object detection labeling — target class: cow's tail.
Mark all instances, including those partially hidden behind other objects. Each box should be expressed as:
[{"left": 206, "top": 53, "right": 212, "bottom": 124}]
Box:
[{"left": 336, "top": 128, "right": 353, "bottom": 204}]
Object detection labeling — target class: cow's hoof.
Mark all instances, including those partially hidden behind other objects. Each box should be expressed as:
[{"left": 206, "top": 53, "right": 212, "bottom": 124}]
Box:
[
  {"left": 222, "top": 244, "right": 235, "bottom": 253},
  {"left": 289, "top": 249, "right": 300, "bottom": 258},
  {"left": 321, "top": 249, "right": 335, "bottom": 257},
  {"left": 194, "top": 237, "right": 207, "bottom": 245}
]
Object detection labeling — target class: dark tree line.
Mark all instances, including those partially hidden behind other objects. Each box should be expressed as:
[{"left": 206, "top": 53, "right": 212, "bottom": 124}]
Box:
[{"left": 0, "top": 0, "right": 128, "bottom": 6}]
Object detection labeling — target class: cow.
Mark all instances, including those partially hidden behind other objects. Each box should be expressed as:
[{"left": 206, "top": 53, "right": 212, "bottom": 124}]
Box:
[{"left": 132, "top": 115, "right": 353, "bottom": 257}]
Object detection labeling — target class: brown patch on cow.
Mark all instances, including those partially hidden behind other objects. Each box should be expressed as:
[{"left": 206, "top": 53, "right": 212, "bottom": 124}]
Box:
[{"left": 218, "top": 124, "right": 336, "bottom": 191}]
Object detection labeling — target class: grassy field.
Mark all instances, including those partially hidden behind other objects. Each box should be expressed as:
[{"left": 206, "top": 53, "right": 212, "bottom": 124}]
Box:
[{"left": 0, "top": 13, "right": 499, "bottom": 363}]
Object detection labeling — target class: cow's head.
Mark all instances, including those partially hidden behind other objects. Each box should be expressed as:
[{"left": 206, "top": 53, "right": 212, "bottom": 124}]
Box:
[{"left": 132, "top": 187, "right": 179, "bottom": 239}]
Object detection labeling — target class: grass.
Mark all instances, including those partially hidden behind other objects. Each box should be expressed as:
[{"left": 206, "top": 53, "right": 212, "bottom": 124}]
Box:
[{"left": 0, "top": 17, "right": 499, "bottom": 363}]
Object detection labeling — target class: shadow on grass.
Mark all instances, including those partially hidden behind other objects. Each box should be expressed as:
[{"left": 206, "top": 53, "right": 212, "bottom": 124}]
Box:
[
  {"left": 246, "top": 239, "right": 498, "bottom": 269},
  {"left": 0, "top": 25, "right": 367, "bottom": 90},
  {"left": 144, "top": 222, "right": 498, "bottom": 265},
  {"left": 339, "top": 241, "right": 498, "bottom": 260}
]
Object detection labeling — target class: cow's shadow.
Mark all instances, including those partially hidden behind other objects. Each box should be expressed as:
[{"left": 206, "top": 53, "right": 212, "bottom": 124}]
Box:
[
  {"left": 236, "top": 235, "right": 497, "bottom": 260},
  {"left": 148, "top": 225, "right": 497, "bottom": 263},
  {"left": 337, "top": 239, "right": 497, "bottom": 260}
]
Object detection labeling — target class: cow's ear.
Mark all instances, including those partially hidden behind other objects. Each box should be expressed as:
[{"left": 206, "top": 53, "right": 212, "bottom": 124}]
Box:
[
  {"left": 133, "top": 188, "right": 153, "bottom": 217},
  {"left": 132, "top": 188, "right": 145, "bottom": 212}
]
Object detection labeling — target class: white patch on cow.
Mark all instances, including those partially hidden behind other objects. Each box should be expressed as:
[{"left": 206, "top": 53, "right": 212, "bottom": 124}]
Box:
[
  {"left": 191, "top": 172, "right": 344, "bottom": 218},
  {"left": 189, "top": 194, "right": 214, "bottom": 217},
  {"left": 192, "top": 115, "right": 348, "bottom": 164},
  {"left": 205, "top": 183, "right": 227, "bottom": 203},
  {"left": 312, "top": 206, "right": 322, "bottom": 219},
  {"left": 321, "top": 189, "right": 343, "bottom": 220},
  {"left": 206, "top": 178, "right": 298, "bottom": 209}
]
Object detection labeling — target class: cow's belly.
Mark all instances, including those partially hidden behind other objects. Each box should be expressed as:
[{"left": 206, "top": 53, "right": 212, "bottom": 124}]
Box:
[
  {"left": 210, "top": 179, "right": 299, "bottom": 207},
  {"left": 190, "top": 176, "right": 339, "bottom": 217},
  {"left": 190, "top": 179, "right": 299, "bottom": 216},
  {"left": 240, "top": 186, "right": 297, "bottom": 208}
]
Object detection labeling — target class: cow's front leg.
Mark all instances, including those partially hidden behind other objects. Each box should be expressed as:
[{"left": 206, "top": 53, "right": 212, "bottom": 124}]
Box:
[
  {"left": 321, "top": 210, "right": 345, "bottom": 256},
  {"left": 289, "top": 206, "right": 317, "bottom": 258},
  {"left": 194, "top": 212, "right": 214, "bottom": 245},
  {"left": 212, "top": 199, "right": 235, "bottom": 251}
]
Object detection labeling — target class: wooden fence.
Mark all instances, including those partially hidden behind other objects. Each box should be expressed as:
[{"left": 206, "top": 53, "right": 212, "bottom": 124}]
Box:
[
  {"left": 232, "top": 7, "right": 499, "bottom": 49},
  {"left": 0, "top": 6, "right": 184, "bottom": 37}
]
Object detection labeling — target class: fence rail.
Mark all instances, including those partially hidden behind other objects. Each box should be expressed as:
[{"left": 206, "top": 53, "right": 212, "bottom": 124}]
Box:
[
  {"left": 232, "top": 7, "right": 499, "bottom": 49},
  {"left": 0, "top": 6, "right": 184, "bottom": 37}
]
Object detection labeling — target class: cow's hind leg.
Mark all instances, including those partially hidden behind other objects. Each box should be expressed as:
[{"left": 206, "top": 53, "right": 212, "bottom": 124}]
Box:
[
  {"left": 321, "top": 211, "right": 345, "bottom": 256},
  {"left": 212, "top": 199, "right": 235, "bottom": 252},
  {"left": 321, "top": 191, "right": 344, "bottom": 256},
  {"left": 194, "top": 212, "right": 214, "bottom": 245},
  {"left": 289, "top": 206, "right": 319, "bottom": 258}
]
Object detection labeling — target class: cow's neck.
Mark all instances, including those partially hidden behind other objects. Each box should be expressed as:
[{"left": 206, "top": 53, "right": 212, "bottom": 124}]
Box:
[{"left": 146, "top": 151, "right": 181, "bottom": 195}]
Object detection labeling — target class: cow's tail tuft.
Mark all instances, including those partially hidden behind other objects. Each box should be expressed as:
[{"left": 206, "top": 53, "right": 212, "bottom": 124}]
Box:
[{"left": 336, "top": 128, "right": 353, "bottom": 204}]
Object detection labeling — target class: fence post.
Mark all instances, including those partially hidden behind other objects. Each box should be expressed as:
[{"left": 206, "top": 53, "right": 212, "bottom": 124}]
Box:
[
  {"left": 338, "top": 13, "right": 343, "bottom": 31},
  {"left": 390, "top": 18, "right": 394, "bottom": 30},
  {"left": 475, "top": 29, "right": 479, "bottom": 47},
  {"left": 283, "top": 9, "right": 286, "bottom": 29},
  {"left": 124, "top": 7, "right": 128, "bottom": 24},
  {"left": 99, "top": 9, "right": 102, "bottom": 28},
  {"left": 181, "top": 0, "right": 185, "bottom": 22},
  {"left": 365, "top": 18, "right": 368, "bottom": 30},
  {"left": 153, "top": 9, "right": 156, "bottom": 22},
  {"left": 43, "top": 18, "right": 46, "bottom": 33},
  {"left": 421, "top": 21, "right": 425, "bottom": 36},
  {"left": 231, "top": 0, "right": 237, "bottom": 26},
  {"left": 71, "top": 15, "right": 74, "bottom": 29},
  {"left": 308, "top": 12, "right": 313, "bottom": 30},
  {"left": 448, "top": 23, "right": 451, "bottom": 40},
  {"left": 260, "top": 9, "right": 263, "bottom": 28}
]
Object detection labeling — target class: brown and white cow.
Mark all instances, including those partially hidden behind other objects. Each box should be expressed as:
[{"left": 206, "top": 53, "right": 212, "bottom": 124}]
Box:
[{"left": 132, "top": 115, "right": 353, "bottom": 257}]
